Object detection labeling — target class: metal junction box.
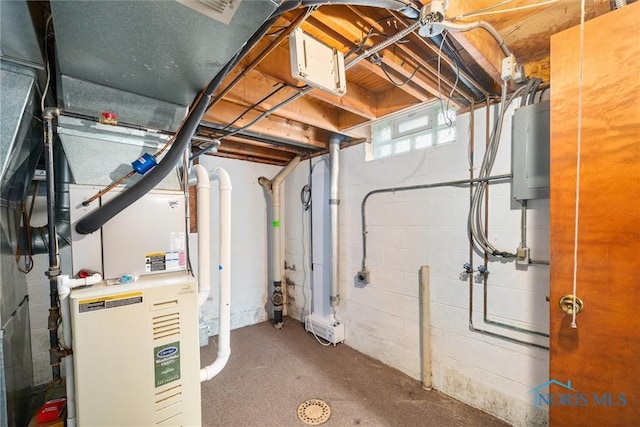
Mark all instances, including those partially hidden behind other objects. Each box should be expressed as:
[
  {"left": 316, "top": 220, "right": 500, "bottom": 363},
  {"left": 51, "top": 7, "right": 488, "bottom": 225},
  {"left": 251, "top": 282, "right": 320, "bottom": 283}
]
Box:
[
  {"left": 290, "top": 28, "right": 347, "bottom": 97},
  {"left": 511, "top": 100, "right": 550, "bottom": 200}
]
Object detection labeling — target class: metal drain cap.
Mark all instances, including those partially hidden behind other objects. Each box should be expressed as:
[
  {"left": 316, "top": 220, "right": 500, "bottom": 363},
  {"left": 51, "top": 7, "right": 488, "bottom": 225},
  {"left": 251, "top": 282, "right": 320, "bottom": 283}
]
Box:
[{"left": 297, "top": 399, "right": 331, "bottom": 425}]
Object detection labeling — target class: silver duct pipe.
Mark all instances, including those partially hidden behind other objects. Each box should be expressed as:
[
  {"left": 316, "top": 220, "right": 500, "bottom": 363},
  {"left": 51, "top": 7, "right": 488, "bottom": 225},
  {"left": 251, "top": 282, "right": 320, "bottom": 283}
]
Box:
[
  {"left": 27, "top": 140, "right": 72, "bottom": 254},
  {"left": 614, "top": 0, "right": 627, "bottom": 9},
  {"left": 42, "top": 107, "right": 65, "bottom": 382},
  {"left": 259, "top": 156, "right": 301, "bottom": 328},
  {"left": 329, "top": 134, "right": 344, "bottom": 312}
]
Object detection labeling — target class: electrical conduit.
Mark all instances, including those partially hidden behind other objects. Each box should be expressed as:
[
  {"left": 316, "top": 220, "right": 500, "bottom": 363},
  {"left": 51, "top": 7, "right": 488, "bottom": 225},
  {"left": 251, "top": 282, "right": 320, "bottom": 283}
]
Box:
[
  {"left": 258, "top": 157, "right": 301, "bottom": 328},
  {"left": 187, "top": 165, "right": 233, "bottom": 382},
  {"left": 440, "top": 20, "right": 511, "bottom": 57},
  {"left": 57, "top": 273, "right": 103, "bottom": 427}
]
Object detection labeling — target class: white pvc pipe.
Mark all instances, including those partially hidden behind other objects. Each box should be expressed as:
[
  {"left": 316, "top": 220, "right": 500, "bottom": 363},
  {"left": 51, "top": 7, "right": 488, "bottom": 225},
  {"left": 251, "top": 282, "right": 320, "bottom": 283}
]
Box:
[
  {"left": 192, "top": 165, "right": 212, "bottom": 308},
  {"left": 270, "top": 157, "right": 301, "bottom": 284},
  {"left": 329, "top": 137, "right": 340, "bottom": 314},
  {"left": 258, "top": 157, "right": 301, "bottom": 327},
  {"left": 57, "top": 273, "right": 102, "bottom": 427},
  {"left": 189, "top": 165, "right": 233, "bottom": 382}
]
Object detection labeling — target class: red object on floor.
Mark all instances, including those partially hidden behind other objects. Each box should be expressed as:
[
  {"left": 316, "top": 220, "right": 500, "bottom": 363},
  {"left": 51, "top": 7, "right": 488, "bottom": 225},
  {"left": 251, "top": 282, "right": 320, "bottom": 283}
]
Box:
[{"left": 37, "top": 398, "right": 66, "bottom": 423}]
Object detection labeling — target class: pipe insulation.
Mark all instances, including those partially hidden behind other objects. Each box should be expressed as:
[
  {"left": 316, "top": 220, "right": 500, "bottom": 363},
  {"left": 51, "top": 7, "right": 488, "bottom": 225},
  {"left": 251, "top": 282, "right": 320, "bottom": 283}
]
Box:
[
  {"left": 259, "top": 156, "right": 301, "bottom": 328},
  {"left": 190, "top": 166, "right": 233, "bottom": 382}
]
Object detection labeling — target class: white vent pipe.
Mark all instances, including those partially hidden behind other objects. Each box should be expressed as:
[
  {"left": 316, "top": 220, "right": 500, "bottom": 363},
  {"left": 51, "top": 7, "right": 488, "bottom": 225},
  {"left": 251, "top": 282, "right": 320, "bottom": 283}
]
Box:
[
  {"left": 189, "top": 164, "right": 232, "bottom": 382},
  {"left": 329, "top": 135, "right": 341, "bottom": 313},
  {"left": 57, "top": 273, "right": 102, "bottom": 427},
  {"left": 258, "top": 156, "right": 301, "bottom": 328}
]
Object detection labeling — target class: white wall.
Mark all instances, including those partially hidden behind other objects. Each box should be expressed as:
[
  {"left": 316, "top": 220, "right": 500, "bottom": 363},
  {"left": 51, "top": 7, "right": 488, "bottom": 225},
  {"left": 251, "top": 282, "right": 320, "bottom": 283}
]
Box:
[
  {"left": 284, "top": 104, "right": 550, "bottom": 426},
  {"left": 193, "top": 156, "right": 280, "bottom": 335}
]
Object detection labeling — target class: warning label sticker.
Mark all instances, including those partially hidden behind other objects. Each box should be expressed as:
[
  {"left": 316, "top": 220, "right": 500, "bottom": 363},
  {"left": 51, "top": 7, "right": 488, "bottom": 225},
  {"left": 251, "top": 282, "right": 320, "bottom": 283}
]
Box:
[
  {"left": 145, "top": 252, "right": 166, "bottom": 272},
  {"left": 154, "top": 341, "right": 181, "bottom": 387},
  {"left": 78, "top": 292, "right": 143, "bottom": 313},
  {"left": 145, "top": 251, "right": 185, "bottom": 272}
]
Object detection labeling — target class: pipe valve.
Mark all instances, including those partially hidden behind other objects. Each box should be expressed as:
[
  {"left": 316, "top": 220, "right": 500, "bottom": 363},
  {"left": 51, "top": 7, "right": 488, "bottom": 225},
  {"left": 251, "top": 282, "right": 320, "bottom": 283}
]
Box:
[
  {"left": 477, "top": 265, "right": 489, "bottom": 276},
  {"left": 462, "top": 263, "right": 473, "bottom": 274}
]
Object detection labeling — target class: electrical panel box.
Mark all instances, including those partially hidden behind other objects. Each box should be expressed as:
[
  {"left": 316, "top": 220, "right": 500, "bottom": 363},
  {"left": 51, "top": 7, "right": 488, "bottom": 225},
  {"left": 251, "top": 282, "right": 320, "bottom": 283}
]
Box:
[
  {"left": 70, "top": 272, "right": 201, "bottom": 426},
  {"left": 511, "top": 100, "right": 550, "bottom": 200},
  {"left": 290, "top": 28, "right": 346, "bottom": 97}
]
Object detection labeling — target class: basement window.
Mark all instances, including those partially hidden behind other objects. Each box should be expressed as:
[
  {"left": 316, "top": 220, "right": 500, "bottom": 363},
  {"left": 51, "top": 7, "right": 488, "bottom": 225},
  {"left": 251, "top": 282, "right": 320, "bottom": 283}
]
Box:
[{"left": 368, "top": 102, "right": 456, "bottom": 160}]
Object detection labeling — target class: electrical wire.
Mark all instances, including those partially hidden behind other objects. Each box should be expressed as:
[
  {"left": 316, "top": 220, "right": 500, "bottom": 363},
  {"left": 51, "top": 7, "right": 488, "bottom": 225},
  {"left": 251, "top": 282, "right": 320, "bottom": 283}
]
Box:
[
  {"left": 215, "top": 83, "right": 288, "bottom": 135},
  {"left": 40, "top": 15, "right": 53, "bottom": 112},
  {"left": 468, "top": 83, "right": 528, "bottom": 258},
  {"left": 454, "top": 0, "right": 514, "bottom": 19},
  {"left": 379, "top": 62, "right": 422, "bottom": 87},
  {"left": 301, "top": 184, "right": 312, "bottom": 210},
  {"left": 570, "top": 0, "right": 587, "bottom": 329},
  {"left": 15, "top": 182, "right": 39, "bottom": 273},
  {"left": 436, "top": 32, "right": 459, "bottom": 126},
  {"left": 300, "top": 180, "right": 331, "bottom": 346},
  {"left": 457, "top": 0, "right": 558, "bottom": 19}
]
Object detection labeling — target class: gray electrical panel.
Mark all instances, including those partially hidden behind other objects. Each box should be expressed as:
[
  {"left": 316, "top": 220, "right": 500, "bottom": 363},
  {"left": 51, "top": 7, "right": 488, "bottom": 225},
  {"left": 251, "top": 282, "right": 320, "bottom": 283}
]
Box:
[{"left": 511, "top": 100, "right": 550, "bottom": 200}]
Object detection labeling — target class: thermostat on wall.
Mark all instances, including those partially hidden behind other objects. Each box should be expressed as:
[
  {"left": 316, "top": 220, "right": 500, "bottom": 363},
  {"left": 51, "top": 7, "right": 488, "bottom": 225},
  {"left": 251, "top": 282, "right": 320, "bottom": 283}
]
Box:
[{"left": 289, "top": 28, "right": 347, "bottom": 97}]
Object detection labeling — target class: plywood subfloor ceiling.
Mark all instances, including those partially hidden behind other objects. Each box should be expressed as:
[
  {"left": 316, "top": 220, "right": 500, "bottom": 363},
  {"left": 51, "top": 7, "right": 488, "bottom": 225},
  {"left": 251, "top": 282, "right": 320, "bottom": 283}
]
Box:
[{"left": 196, "top": 0, "right": 613, "bottom": 165}]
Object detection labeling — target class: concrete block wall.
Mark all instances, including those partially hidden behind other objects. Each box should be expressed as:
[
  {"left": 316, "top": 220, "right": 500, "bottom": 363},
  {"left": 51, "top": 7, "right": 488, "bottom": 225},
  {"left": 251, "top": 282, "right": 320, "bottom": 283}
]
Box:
[{"left": 284, "top": 104, "right": 550, "bottom": 426}]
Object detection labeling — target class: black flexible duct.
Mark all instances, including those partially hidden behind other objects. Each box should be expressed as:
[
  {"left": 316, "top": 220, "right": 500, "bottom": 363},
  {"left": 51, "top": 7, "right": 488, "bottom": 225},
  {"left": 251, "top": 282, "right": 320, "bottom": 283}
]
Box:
[
  {"left": 75, "top": 0, "right": 419, "bottom": 235},
  {"left": 75, "top": 55, "right": 237, "bottom": 235}
]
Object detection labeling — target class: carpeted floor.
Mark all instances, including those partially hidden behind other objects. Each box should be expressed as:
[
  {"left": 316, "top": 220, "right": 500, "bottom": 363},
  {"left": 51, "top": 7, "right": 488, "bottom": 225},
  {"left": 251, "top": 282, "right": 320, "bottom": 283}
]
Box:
[{"left": 200, "top": 317, "right": 509, "bottom": 427}]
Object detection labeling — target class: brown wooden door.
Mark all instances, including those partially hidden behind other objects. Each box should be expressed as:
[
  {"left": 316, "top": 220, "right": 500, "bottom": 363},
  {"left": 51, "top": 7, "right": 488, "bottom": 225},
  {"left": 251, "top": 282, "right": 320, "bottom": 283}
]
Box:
[{"left": 549, "top": 4, "right": 640, "bottom": 426}]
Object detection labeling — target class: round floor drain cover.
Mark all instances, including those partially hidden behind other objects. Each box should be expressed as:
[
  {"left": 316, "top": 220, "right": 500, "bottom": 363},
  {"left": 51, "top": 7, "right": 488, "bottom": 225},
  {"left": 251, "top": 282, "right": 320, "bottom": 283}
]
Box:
[{"left": 297, "top": 399, "right": 331, "bottom": 425}]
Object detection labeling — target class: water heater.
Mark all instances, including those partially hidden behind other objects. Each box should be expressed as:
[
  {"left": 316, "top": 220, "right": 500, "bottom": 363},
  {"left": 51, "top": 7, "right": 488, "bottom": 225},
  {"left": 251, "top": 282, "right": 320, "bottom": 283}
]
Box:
[{"left": 69, "top": 272, "right": 201, "bottom": 426}]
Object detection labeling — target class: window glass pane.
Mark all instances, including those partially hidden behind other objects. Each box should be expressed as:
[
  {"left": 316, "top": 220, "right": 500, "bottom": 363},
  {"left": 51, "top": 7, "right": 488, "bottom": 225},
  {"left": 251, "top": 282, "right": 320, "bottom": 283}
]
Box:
[
  {"left": 373, "top": 123, "right": 392, "bottom": 143},
  {"left": 396, "top": 114, "right": 431, "bottom": 136},
  {"left": 415, "top": 132, "right": 432, "bottom": 148},
  {"left": 394, "top": 138, "right": 411, "bottom": 154},
  {"left": 369, "top": 102, "right": 457, "bottom": 161},
  {"left": 437, "top": 107, "right": 457, "bottom": 126},
  {"left": 375, "top": 143, "right": 392, "bottom": 158},
  {"left": 436, "top": 127, "right": 456, "bottom": 145}
]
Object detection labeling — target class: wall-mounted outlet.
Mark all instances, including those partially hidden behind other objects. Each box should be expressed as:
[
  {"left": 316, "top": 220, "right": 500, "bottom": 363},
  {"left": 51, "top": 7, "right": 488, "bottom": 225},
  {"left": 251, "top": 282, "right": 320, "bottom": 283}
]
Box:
[{"left": 516, "top": 246, "right": 530, "bottom": 266}]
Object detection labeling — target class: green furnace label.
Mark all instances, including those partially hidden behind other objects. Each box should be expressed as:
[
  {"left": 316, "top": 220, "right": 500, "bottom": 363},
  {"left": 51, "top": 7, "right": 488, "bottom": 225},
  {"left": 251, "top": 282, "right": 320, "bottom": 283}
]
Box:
[{"left": 154, "top": 341, "right": 181, "bottom": 387}]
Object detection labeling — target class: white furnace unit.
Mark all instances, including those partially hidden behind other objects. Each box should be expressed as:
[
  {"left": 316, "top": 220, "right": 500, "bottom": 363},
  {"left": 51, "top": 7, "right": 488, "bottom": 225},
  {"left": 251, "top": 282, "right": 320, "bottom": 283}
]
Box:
[{"left": 69, "top": 272, "right": 201, "bottom": 426}]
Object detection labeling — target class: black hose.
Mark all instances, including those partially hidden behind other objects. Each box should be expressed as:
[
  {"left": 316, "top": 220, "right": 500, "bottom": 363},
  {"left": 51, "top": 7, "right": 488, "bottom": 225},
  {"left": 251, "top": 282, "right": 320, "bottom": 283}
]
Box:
[
  {"left": 75, "top": 93, "right": 210, "bottom": 234},
  {"left": 75, "top": 53, "right": 240, "bottom": 235},
  {"left": 75, "top": 0, "right": 420, "bottom": 235}
]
